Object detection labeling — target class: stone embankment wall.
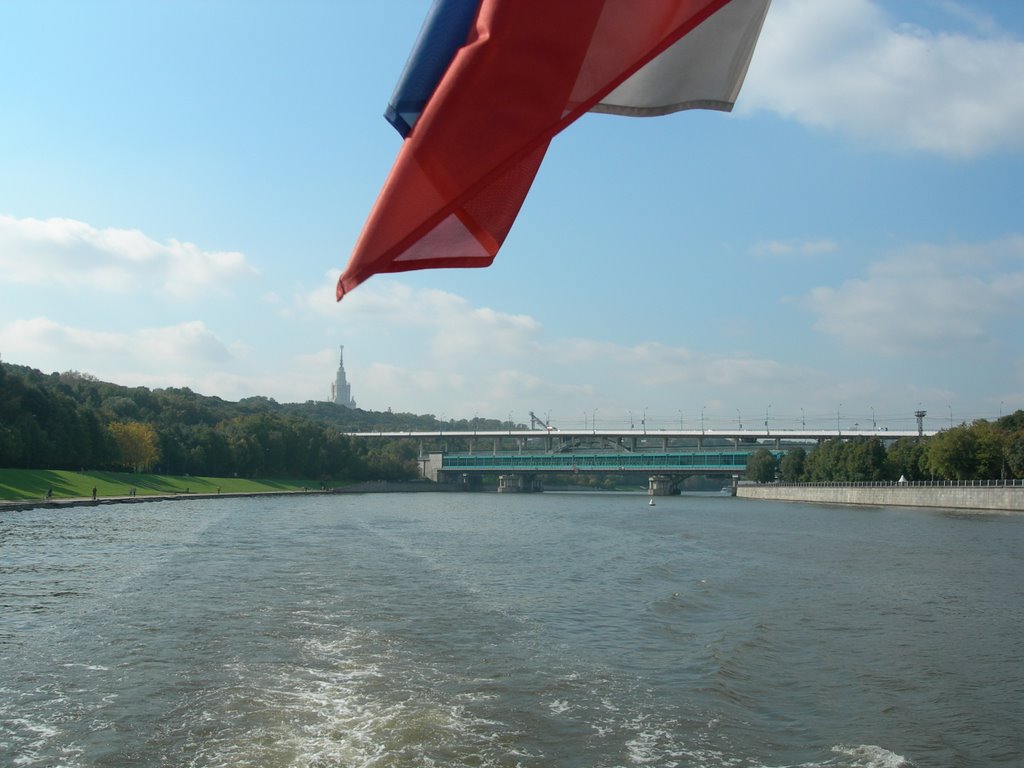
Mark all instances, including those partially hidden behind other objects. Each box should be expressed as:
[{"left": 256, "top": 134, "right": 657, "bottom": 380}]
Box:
[
  {"left": 736, "top": 481, "right": 1024, "bottom": 512},
  {"left": 331, "top": 480, "right": 465, "bottom": 493}
]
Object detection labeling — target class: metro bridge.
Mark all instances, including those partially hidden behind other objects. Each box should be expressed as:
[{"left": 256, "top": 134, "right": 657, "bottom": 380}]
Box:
[
  {"left": 349, "top": 428, "right": 932, "bottom": 495},
  {"left": 427, "top": 449, "right": 766, "bottom": 494}
]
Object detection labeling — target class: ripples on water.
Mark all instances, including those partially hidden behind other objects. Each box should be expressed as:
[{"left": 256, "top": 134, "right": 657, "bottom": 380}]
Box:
[{"left": 1, "top": 493, "right": 1021, "bottom": 767}]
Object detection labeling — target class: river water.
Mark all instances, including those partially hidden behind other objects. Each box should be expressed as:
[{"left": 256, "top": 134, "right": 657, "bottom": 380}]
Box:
[{"left": 1, "top": 492, "right": 1021, "bottom": 767}]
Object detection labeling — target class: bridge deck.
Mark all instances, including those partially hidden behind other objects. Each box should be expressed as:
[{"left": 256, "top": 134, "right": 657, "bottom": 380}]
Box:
[{"left": 354, "top": 428, "right": 929, "bottom": 440}]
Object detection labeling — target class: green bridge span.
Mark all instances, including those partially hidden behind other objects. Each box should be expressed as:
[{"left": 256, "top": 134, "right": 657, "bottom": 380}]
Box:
[
  {"left": 439, "top": 450, "right": 770, "bottom": 473},
  {"left": 424, "top": 449, "right": 784, "bottom": 493}
]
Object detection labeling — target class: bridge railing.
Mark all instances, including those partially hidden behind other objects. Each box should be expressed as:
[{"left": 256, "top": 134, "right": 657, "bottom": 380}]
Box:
[{"left": 766, "top": 479, "right": 1024, "bottom": 488}]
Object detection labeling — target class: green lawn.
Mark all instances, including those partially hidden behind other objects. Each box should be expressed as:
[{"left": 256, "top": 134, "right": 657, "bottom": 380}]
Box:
[{"left": 0, "top": 468, "right": 318, "bottom": 501}]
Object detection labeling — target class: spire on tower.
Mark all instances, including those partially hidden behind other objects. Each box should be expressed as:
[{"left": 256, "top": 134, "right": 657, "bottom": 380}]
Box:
[{"left": 331, "top": 344, "right": 356, "bottom": 408}]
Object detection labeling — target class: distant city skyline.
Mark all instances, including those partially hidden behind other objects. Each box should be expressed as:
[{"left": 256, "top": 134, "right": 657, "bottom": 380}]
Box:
[{"left": 1, "top": 1, "right": 1022, "bottom": 427}]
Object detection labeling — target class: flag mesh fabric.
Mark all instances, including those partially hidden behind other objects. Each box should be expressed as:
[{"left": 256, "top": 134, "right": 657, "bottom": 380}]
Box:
[{"left": 339, "top": 0, "right": 770, "bottom": 300}]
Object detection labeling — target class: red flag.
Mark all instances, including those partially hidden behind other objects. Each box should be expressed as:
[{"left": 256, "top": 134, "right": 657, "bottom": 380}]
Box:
[{"left": 338, "top": 0, "right": 770, "bottom": 300}]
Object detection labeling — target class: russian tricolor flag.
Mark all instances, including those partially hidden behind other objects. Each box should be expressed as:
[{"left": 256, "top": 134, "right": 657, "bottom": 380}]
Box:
[{"left": 338, "top": 0, "right": 771, "bottom": 300}]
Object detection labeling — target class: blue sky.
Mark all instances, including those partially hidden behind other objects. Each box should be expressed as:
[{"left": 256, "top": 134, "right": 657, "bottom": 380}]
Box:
[{"left": 1, "top": 0, "right": 1022, "bottom": 432}]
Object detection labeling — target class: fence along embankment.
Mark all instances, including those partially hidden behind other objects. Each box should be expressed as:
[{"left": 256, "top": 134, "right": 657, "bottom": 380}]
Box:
[{"left": 736, "top": 480, "right": 1024, "bottom": 512}]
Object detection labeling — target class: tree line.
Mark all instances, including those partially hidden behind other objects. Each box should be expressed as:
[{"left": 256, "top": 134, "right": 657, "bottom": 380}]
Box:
[
  {"left": 745, "top": 411, "right": 1024, "bottom": 483},
  {"left": 5, "top": 360, "right": 1021, "bottom": 485},
  {"left": 0, "top": 362, "right": 503, "bottom": 481}
]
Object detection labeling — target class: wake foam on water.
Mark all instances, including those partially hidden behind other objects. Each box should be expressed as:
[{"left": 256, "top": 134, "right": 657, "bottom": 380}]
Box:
[
  {"left": 768, "top": 744, "right": 914, "bottom": 768},
  {"left": 183, "top": 625, "right": 524, "bottom": 768},
  {"left": 826, "top": 744, "right": 914, "bottom": 768}
]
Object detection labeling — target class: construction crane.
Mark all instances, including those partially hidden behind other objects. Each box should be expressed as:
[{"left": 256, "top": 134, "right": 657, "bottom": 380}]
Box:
[{"left": 529, "top": 411, "right": 557, "bottom": 431}]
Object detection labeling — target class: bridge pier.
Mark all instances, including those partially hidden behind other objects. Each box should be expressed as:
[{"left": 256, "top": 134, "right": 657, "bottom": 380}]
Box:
[
  {"left": 421, "top": 452, "right": 444, "bottom": 482},
  {"left": 648, "top": 475, "right": 679, "bottom": 496},
  {"left": 497, "top": 474, "right": 542, "bottom": 493}
]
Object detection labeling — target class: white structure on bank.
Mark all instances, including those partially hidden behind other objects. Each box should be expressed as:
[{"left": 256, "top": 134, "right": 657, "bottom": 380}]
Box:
[{"left": 330, "top": 345, "right": 357, "bottom": 408}]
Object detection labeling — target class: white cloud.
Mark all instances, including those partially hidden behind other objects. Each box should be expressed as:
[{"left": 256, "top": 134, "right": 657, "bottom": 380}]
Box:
[
  {"left": 357, "top": 361, "right": 470, "bottom": 414},
  {"left": 0, "top": 272, "right": 958, "bottom": 427},
  {"left": 933, "top": 2, "right": 1000, "bottom": 37},
  {"left": 751, "top": 238, "right": 839, "bottom": 258},
  {"left": 300, "top": 274, "right": 545, "bottom": 366},
  {"left": 290, "top": 278, "right": 847, "bottom": 425},
  {"left": 0, "top": 317, "right": 234, "bottom": 372},
  {"left": 0, "top": 215, "right": 258, "bottom": 298},
  {"left": 742, "top": 0, "right": 1024, "bottom": 156},
  {"left": 0, "top": 315, "right": 344, "bottom": 403},
  {"left": 805, "top": 236, "right": 1024, "bottom": 354}
]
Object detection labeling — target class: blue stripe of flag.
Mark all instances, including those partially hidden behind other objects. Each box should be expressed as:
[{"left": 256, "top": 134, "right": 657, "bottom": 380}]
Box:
[{"left": 384, "top": 0, "right": 480, "bottom": 138}]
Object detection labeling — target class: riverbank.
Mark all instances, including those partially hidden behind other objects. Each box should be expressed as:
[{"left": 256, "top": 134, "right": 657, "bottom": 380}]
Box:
[
  {"left": 0, "top": 475, "right": 466, "bottom": 514},
  {"left": 0, "top": 488, "right": 334, "bottom": 514},
  {"left": 737, "top": 480, "right": 1024, "bottom": 512},
  {"left": 0, "top": 467, "right": 316, "bottom": 501},
  {"left": 0, "top": 467, "right": 338, "bottom": 514}
]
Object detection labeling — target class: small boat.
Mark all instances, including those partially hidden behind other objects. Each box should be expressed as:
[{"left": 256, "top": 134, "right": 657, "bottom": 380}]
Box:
[{"left": 648, "top": 498, "right": 655, "bottom": 506}]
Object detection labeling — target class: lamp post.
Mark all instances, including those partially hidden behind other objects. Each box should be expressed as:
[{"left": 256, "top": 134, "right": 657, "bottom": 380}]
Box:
[
  {"left": 701, "top": 406, "right": 706, "bottom": 434},
  {"left": 871, "top": 406, "right": 876, "bottom": 431},
  {"left": 801, "top": 407, "right": 805, "bottom": 429},
  {"left": 837, "top": 403, "right": 842, "bottom": 435},
  {"left": 948, "top": 404, "right": 953, "bottom": 428},
  {"left": 643, "top": 407, "right": 648, "bottom": 434},
  {"left": 736, "top": 408, "right": 742, "bottom": 429},
  {"left": 592, "top": 408, "right": 597, "bottom": 433},
  {"left": 765, "top": 404, "right": 771, "bottom": 434}
]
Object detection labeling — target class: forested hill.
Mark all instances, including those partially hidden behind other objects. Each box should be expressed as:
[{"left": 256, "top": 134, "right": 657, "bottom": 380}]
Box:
[{"left": 0, "top": 361, "right": 503, "bottom": 480}]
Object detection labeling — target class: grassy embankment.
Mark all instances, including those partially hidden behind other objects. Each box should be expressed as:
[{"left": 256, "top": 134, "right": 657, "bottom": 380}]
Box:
[{"left": 0, "top": 468, "right": 313, "bottom": 501}]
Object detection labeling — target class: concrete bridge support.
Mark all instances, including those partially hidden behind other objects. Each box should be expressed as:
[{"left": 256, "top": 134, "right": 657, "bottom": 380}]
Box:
[
  {"left": 421, "top": 452, "right": 444, "bottom": 482},
  {"left": 648, "top": 475, "right": 680, "bottom": 496},
  {"left": 497, "top": 474, "right": 543, "bottom": 493}
]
